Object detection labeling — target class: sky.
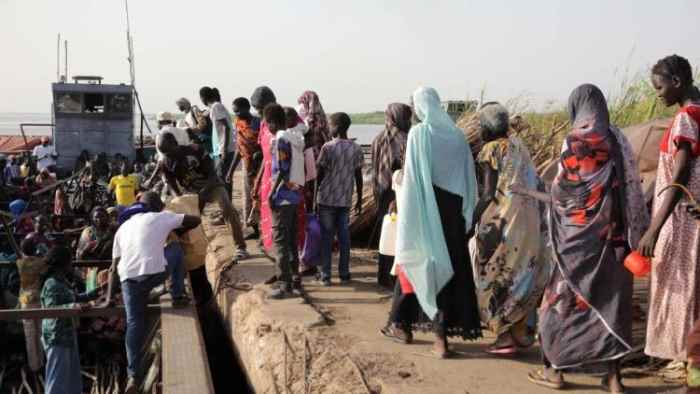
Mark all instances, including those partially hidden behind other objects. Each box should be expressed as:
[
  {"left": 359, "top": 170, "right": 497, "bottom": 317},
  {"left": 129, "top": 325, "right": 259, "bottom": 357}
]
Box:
[{"left": 1, "top": 0, "right": 699, "bottom": 114}]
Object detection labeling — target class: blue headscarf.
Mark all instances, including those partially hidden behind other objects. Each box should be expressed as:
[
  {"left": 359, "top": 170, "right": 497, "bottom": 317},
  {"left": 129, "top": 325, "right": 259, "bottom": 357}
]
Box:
[
  {"left": 395, "top": 87, "right": 478, "bottom": 319},
  {"left": 9, "top": 199, "right": 27, "bottom": 218}
]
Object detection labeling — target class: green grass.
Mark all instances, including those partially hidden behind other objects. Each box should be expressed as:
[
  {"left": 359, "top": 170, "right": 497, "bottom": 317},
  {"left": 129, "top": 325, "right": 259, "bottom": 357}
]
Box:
[
  {"left": 454, "top": 73, "right": 699, "bottom": 169},
  {"left": 349, "top": 111, "right": 385, "bottom": 125}
]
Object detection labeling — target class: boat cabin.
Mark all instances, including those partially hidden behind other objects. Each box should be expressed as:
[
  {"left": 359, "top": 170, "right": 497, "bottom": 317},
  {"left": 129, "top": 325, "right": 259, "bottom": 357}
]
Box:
[
  {"left": 52, "top": 76, "right": 135, "bottom": 169},
  {"left": 441, "top": 100, "right": 477, "bottom": 121}
]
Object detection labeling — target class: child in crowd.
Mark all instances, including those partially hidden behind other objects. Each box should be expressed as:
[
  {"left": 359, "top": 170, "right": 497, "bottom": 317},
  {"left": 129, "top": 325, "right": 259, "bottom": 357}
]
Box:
[
  {"left": 264, "top": 104, "right": 305, "bottom": 299},
  {"left": 316, "top": 112, "right": 364, "bottom": 286},
  {"left": 282, "top": 107, "right": 309, "bottom": 197},
  {"left": 232, "top": 97, "right": 262, "bottom": 238}
]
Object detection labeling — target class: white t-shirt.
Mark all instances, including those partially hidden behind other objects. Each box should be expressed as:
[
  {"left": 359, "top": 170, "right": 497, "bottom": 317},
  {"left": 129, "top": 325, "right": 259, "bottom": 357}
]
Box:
[
  {"left": 177, "top": 111, "right": 197, "bottom": 129},
  {"left": 157, "top": 125, "right": 190, "bottom": 147},
  {"left": 32, "top": 145, "right": 57, "bottom": 170},
  {"left": 113, "top": 211, "right": 185, "bottom": 281},
  {"left": 209, "top": 102, "right": 236, "bottom": 154},
  {"left": 155, "top": 125, "right": 191, "bottom": 160}
]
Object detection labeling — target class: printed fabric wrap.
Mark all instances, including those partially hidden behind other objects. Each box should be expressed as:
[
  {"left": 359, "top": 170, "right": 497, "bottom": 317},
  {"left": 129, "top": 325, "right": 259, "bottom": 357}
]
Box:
[{"left": 540, "top": 84, "right": 642, "bottom": 368}]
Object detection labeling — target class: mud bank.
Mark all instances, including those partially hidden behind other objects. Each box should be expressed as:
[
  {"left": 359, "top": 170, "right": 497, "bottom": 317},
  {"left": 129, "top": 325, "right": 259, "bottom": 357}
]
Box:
[
  {"left": 202, "top": 232, "right": 417, "bottom": 394},
  {"left": 196, "top": 173, "right": 675, "bottom": 394}
]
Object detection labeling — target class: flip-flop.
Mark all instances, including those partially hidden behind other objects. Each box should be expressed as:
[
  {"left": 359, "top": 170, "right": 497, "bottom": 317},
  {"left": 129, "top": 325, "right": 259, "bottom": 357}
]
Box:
[
  {"left": 379, "top": 326, "right": 412, "bottom": 344},
  {"left": 527, "top": 370, "right": 565, "bottom": 390},
  {"left": 485, "top": 344, "right": 518, "bottom": 355},
  {"left": 512, "top": 335, "right": 536, "bottom": 349}
]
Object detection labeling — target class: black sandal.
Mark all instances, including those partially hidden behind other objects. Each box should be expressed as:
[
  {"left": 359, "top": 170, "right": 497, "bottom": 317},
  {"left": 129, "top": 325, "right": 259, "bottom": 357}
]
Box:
[{"left": 380, "top": 325, "right": 413, "bottom": 344}]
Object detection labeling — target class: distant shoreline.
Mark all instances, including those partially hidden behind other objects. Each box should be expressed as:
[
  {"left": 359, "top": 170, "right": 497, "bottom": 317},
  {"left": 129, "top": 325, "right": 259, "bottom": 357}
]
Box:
[
  {"left": 0, "top": 111, "right": 387, "bottom": 126},
  {"left": 349, "top": 111, "right": 384, "bottom": 125}
]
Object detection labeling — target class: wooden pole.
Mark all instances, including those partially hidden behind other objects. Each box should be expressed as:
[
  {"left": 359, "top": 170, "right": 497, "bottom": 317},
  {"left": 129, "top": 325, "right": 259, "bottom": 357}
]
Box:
[
  {"left": 0, "top": 260, "right": 111, "bottom": 269},
  {"left": 0, "top": 304, "right": 162, "bottom": 321}
]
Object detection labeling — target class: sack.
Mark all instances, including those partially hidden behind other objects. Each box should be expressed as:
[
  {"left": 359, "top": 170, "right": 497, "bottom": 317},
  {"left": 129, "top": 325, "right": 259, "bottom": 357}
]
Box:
[
  {"left": 301, "top": 213, "right": 321, "bottom": 267},
  {"left": 166, "top": 194, "right": 208, "bottom": 271},
  {"left": 17, "top": 256, "right": 49, "bottom": 307},
  {"left": 378, "top": 213, "right": 397, "bottom": 256}
]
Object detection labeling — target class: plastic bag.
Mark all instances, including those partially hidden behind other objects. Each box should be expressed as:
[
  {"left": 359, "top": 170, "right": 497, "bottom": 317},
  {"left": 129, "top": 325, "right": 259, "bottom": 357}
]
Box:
[
  {"left": 301, "top": 213, "right": 321, "bottom": 267},
  {"left": 378, "top": 213, "right": 397, "bottom": 256}
]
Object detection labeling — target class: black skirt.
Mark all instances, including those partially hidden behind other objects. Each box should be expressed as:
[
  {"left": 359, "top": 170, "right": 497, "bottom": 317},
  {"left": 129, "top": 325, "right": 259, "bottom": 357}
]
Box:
[{"left": 387, "top": 185, "right": 481, "bottom": 340}]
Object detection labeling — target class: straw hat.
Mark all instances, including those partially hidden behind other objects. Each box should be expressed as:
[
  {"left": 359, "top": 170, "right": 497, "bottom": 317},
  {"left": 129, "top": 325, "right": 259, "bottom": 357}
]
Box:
[{"left": 156, "top": 111, "right": 175, "bottom": 123}]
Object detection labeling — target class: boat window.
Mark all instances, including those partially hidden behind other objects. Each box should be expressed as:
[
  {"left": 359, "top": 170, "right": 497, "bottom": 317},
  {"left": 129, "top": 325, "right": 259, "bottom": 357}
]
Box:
[
  {"left": 55, "top": 93, "right": 82, "bottom": 113},
  {"left": 83, "top": 93, "right": 105, "bottom": 113},
  {"left": 106, "top": 94, "right": 132, "bottom": 113}
]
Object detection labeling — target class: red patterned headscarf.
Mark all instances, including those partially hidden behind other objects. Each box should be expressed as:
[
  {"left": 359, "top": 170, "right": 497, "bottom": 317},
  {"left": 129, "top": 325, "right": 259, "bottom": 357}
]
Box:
[
  {"left": 298, "top": 91, "right": 330, "bottom": 152},
  {"left": 555, "top": 84, "right": 614, "bottom": 225}
]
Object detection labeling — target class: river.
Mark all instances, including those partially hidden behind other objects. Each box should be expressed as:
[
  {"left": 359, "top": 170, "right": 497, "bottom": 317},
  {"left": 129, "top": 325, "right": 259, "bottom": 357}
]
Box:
[{"left": 0, "top": 113, "right": 383, "bottom": 145}]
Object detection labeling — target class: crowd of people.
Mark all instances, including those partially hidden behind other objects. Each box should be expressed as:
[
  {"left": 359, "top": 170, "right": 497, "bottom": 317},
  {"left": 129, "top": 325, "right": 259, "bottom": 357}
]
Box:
[
  {"left": 1, "top": 53, "right": 700, "bottom": 393},
  {"left": 373, "top": 54, "right": 700, "bottom": 394}
]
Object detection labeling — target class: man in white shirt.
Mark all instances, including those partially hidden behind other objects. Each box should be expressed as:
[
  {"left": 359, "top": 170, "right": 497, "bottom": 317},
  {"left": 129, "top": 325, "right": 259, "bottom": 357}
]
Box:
[
  {"left": 103, "top": 191, "right": 201, "bottom": 393},
  {"left": 32, "top": 136, "right": 58, "bottom": 172},
  {"left": 200, "top": 87, "right": 236, "bottom": 193}
]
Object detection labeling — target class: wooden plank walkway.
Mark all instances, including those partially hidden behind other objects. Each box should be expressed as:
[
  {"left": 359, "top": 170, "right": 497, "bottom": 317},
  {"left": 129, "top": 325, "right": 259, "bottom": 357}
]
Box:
[{"left": 161, "top": 294, "right": 215, "bottom": 394}]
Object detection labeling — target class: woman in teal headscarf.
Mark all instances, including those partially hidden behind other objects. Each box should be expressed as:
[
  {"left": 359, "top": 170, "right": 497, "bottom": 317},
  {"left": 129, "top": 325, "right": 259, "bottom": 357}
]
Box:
[{"left": 394, "top": 87, "right": 481, "bottom": 357}]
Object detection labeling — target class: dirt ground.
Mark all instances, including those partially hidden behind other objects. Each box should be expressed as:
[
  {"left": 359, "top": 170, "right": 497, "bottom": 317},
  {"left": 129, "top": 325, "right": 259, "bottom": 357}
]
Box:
[{"left": 196, "top": 172, "right": 683, "bottom": 394}]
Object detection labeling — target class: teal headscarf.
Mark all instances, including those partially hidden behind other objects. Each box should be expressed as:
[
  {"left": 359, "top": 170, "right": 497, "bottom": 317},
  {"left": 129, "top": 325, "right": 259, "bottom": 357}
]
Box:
[{"left": 395, "top": 87, "right": 478, "bottom": 319}]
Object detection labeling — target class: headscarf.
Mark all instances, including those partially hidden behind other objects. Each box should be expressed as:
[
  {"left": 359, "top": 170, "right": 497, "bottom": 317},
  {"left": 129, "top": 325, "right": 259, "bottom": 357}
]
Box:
[
  {"left": 297, "top": 91, "right": 330, "bottom": 152},
  {"left": 9, "top": 199, "right": 27, "bottom": 218},
  {"left": 554, "top": 84, "right": 614, "bottom": 219},
  {"left": 394, "top": 87, "right": 478, "bottom": 319},
  {"left": 558, "top": 84, "right": 648, "bottom": 247},
  {"left": 371, "top": 103, "right": 411, "bottom": 198},
  {"left": 251, "top": 86, "right": 277, "bottom": 110}
]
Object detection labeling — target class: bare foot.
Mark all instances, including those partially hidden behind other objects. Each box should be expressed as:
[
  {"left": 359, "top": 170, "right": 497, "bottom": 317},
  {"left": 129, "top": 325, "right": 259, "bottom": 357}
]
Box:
[
  {"left": 432, "top": 335, "right": 449, "bottom": 358},
  {"left": 602, "top": 373, "right": 625, "bottom": 393}
]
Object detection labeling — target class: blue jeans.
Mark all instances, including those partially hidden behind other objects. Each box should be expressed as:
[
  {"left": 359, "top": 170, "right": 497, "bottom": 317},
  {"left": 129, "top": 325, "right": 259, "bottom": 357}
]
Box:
[
  {"left": 122, "top": 241, "right": 184, "bottom": 380},
  {"left": 319, "top": 205, "right": 350, "bottom": 280},
  {"left": 44, "top": 334, "right": 82, "bottom": 394}
]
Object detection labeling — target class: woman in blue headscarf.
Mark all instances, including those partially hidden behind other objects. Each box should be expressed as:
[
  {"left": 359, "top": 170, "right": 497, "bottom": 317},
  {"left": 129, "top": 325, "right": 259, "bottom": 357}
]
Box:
[{"left": 393, "top": 87, "right": 481, "bottom": 357}]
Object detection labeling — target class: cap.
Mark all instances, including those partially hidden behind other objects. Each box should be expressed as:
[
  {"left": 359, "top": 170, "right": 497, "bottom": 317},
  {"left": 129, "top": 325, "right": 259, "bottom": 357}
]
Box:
[{"left": 157, "top": 111, "right": 175, "bottom": 122}]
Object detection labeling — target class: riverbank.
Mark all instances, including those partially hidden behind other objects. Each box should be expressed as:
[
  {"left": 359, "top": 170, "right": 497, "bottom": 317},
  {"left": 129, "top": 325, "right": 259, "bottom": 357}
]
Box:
[{"left": 194, "top": 170, "right": 681, "bottom": 394}]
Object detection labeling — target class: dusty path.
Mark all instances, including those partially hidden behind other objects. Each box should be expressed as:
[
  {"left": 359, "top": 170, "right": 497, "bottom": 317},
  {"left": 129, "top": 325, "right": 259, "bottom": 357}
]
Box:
[{"left": 196, "top": 171, "right": 682, "bottom": 394}]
